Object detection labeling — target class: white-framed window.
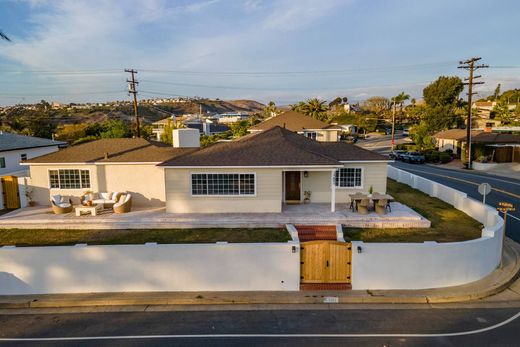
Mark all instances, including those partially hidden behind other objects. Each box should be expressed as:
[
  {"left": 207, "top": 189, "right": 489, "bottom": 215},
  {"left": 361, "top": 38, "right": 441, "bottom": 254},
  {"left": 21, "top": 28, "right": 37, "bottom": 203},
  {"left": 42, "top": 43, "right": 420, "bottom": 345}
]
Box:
[
  {"left": 335, "top": 168, "right": 363, "bottom": 188},
  {"left": 191, "top": 173, "right": 256, "bottom": 196},
  {"left": 305, "top": 132, "right": 317, "bottom": 140},
  {"left": 49, "top": 169, "right": 91, "bottom": 189}
]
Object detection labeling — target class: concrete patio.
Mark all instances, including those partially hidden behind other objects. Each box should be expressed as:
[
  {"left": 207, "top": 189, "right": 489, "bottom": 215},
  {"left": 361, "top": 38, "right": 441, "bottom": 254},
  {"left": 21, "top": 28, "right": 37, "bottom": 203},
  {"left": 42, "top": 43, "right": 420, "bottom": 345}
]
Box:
[{"left": 0, "top": 203, "right": 430, "bottom": 229}]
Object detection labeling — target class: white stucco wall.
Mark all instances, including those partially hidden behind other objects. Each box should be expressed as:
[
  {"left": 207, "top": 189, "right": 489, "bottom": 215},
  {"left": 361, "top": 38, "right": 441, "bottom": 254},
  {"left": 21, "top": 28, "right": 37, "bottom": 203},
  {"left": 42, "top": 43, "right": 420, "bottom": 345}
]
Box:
[
  {"left": 351, "top": 166, "right": 504, "bottom": 290},
  {"left": 0, "top": 146, "right": 59, "bottom": 176},
  {"left": 0, "top": 242, "right": 300, "bottom": 295}
]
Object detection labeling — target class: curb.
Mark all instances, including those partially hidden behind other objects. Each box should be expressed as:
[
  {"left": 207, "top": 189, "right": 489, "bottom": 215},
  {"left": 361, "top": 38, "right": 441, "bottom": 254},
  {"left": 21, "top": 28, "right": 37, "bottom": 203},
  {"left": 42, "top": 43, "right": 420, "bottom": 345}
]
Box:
[{"left": 1, "top": 240, "right": 519, "bottom": 309}]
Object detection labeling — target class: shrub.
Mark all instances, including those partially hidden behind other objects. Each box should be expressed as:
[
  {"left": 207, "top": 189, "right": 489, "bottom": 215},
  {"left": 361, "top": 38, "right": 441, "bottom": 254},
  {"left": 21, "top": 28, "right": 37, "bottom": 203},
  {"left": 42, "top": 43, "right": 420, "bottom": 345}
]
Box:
[{"left": 439, "top": 152, "right": 452, "bottom": 163}]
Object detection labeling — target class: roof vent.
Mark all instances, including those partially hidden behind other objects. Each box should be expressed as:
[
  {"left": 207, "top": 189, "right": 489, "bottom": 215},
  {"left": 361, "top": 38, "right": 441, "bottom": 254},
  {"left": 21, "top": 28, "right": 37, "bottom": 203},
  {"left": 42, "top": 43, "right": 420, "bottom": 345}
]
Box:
[
  {"left": 104, "top": 152, "right": 109, "bottom": 160},
  {"left": 283, "top": 122, "right": 286, "bottom": 129}
]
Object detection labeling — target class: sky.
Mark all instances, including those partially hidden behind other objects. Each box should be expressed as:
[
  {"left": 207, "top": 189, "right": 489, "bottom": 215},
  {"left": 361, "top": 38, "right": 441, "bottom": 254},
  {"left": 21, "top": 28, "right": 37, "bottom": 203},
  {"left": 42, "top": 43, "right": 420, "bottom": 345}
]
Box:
[{"left": 0, "top": 0, "right": 519, "bottom": 106}]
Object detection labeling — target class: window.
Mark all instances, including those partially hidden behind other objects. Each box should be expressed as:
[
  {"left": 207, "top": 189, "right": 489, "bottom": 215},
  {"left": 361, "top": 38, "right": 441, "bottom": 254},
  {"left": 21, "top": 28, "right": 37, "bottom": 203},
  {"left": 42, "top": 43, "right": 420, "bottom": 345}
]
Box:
[
  {"left": 48, "top": 169, "right": 90, "bottom": 189},
  {"left": 0, "top": 157, "right": 5, "bottom": 169},
  {"left": 191, "top": 173, "right": 255, "bottom": 196},
  {"left": 305, "top": 132, "right": 317, "bottom": 140},
  {"left": 335, "top": 168, "right": 362, "bottom": 188},
  {"left": 21, "top": 153, "right": 27, "bottom": 161}
]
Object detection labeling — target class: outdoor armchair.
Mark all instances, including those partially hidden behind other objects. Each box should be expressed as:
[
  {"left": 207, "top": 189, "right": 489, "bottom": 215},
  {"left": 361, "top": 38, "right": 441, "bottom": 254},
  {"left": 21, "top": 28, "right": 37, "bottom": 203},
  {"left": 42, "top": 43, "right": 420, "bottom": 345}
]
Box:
[
  {"left": 113, "top": 194, "right": 132, "bottom": 214},
  {"left": 50, "top": 195, "right": 73, "bottom": 214}
]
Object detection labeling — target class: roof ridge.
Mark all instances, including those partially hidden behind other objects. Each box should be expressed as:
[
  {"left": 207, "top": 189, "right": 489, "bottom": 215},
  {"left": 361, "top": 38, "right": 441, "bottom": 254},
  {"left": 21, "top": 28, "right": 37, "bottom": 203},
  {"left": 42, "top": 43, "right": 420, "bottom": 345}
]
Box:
[{"left": 278, "top": 127, "right": 339, "bottom": 164}]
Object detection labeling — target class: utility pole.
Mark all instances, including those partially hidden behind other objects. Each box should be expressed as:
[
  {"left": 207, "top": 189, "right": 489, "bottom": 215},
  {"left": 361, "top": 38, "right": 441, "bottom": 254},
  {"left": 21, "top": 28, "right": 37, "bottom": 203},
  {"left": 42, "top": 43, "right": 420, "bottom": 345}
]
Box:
[
  {"left": 391, "top": 98, "right": 397, "bottom": 151},
  {"left": 458, "top": 57, "right": 488, "bottom": 169},
  {"left": 125, "top": 68, "right": 140, "bottom": 138}
]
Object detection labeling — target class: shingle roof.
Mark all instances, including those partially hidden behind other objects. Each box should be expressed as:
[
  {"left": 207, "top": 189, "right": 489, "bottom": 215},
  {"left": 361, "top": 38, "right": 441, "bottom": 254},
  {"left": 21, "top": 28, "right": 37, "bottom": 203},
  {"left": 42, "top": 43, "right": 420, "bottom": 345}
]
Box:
[
  {"left": 25, "top": 138, "right": 195, "bottom": 164},
  {"left": 433, "top": 129, "right": 520, "bottom": 144},
  {"left": 159, "top": 126, "right": 387, "bottom": 167},
  {"left": 249, "top": 111, "right": 330, "bottom": 132},
  {"left": 0, "top": 132, "right": 67, "bottom": 152}
]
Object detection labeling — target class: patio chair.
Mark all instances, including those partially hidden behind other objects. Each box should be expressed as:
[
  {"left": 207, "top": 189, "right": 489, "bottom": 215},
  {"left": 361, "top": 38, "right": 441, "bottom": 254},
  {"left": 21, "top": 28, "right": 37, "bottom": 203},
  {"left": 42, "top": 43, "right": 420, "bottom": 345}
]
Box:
[
  {"left": 50, "top": 195, "right": 73, "bottom": 214},
  {"left": 113, "top": 194, "right": 132, "bottom": 214},
  {"left": 357, "top": 198, "right": 370, "bottom": 215},
  {"left": 375, "top": 198, "right": 388, "bottom": 215}
]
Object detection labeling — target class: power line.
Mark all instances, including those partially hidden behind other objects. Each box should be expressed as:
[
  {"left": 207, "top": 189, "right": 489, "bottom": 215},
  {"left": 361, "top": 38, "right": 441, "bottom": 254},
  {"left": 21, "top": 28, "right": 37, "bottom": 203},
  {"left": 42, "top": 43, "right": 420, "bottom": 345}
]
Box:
[
  {"left": 458, "top": 57, "right": 489, "bottom": 169},
  {"left": 125, "top": 68, "right": 140, "bottom": 138}
]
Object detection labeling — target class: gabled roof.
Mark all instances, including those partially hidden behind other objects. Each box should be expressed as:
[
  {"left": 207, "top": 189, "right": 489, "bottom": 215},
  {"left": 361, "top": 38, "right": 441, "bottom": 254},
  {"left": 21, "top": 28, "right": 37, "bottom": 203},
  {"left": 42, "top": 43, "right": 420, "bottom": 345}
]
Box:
[
  {"left": 25, "top": 138, "right": 195, "bottom": 164},
  {"left": 159, "top": 126, "right": 386, "bottom": 167},
  {"left": 0, "top": 132, "right": 67, "bottom": 152},
  {"left": 433, "top": 129, "right": 479, "bottom": 141},
  {"left": 249, "top": 111, "right": 330, "bottom": 132}
]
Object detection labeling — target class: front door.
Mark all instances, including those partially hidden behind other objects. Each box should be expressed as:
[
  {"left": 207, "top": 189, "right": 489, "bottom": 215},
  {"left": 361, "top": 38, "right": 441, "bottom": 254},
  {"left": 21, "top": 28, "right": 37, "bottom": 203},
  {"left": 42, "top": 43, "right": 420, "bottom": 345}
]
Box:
[{"left": 285, "top": 171, "right": 301, "bottom": 201}]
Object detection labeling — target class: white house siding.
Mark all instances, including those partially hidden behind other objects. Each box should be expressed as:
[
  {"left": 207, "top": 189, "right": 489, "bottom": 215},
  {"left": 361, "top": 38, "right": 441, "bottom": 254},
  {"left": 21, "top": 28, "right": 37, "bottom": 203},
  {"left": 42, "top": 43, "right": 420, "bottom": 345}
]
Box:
[
  {"left": 28, "top": 163, "right": 165, "bottom": 207},
  {"left": 438, "top": 138, "right": 458, "bottom": 152},
  {"left": 316, "top": 130, "right": 339, "bottom": 142},
  {"left": 0, "top": 146, "right": 59, "bottom": 176},
  {"left": 165, "top": 168, "right": 283, "bottom": 213},
  {"left": 334, "top": 162, "right": 388, "bottom": 204},
  {"left": 301, "top": 171, "right": 332, "bottom": 203}
]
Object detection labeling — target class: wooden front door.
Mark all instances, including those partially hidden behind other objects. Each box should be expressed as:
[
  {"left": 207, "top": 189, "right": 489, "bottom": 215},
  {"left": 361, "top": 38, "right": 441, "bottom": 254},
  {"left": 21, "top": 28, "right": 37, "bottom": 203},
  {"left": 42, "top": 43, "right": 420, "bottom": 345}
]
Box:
[
  {"left": 300, "top": 241, "right": 352, "bottom": 284},
  {"left": 285, "top": 171, "right": 301, "bottom": 201},
  {"left": 1, "top": 175, "right": 20, "bottom": 209}
]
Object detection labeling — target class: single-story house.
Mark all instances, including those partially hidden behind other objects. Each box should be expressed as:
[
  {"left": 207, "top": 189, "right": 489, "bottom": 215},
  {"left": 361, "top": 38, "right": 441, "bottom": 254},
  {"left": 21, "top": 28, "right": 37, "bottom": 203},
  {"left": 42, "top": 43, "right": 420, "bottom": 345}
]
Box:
[
  {"left": 434, "top": 129, "right": 520, "bottom": 163},
  {"left": 159, "top": 126, "right": 389, "bottom": 213},
  {"left": 0, "top": 132, "right": 67, "bottom": 176},
  {"left": 249, "top": 111, "right": 343, "bottom": 142},
  {"left": 23, "top": 138, "right": 196, "bottom": 207}
]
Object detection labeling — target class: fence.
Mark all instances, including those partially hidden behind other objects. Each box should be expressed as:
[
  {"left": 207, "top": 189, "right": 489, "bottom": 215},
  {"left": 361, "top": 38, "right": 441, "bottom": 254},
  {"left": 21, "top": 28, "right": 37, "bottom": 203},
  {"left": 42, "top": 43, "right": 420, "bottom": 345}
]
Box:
[{"left": 351, "top": 166, "right": 504, "bottom": 290}]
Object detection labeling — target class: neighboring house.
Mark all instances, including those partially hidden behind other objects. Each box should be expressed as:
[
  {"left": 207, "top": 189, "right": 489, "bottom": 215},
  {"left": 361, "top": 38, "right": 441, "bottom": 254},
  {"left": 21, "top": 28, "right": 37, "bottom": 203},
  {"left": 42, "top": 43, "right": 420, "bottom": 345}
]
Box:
[
  {"left": 23, "top": 137, "right": 196, "bottom": 207},
  {"left": 151, "top": 117, "right": 174, "bottom": 141},
  {"left": 185, "top": 121, "right": 229, "bottom": 136},
  {"left": 472, "top": 101, "right": 517, "bottom": 128},
  {"left": 249, "top": 110, "right": 342, "bottom": 142},
  {"left": 434, "top": 129, "right": 520, "bottom": 163},
  {"left": 0, "top": 132, "right": 66, "bottom": 176},
  {"left": 216, "top": 113, "right": 249, "bottom": 124},
  {"left": 159, "top": 126, "right": 389, "bottom": 213}
]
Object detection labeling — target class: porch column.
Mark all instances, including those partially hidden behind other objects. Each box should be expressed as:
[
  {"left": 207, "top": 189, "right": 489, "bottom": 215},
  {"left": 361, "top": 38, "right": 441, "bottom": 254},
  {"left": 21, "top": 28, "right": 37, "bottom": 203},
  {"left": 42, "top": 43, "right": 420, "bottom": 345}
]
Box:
[{"left": 330, "top": 170, "right": 336, "bottom": 212}]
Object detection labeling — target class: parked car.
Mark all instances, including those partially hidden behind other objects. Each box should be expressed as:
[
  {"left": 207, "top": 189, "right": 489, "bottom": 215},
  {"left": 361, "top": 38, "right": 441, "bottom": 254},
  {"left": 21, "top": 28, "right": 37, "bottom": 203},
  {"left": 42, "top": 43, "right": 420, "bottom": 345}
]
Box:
[
  {"left": 344, "top": 135, "right": 358, "bottom": 144},
  {"left": 385, "top": 128, "right": 392, "bottom": 135},
  {"left": 402, "top": 151, "right": 425, "bottom": 164},
  {"left": 389, "top": 150, "right": 406, "bottom": 160},
  {"left": 402, "top": 128, "right": 410, "bottom": 137}
]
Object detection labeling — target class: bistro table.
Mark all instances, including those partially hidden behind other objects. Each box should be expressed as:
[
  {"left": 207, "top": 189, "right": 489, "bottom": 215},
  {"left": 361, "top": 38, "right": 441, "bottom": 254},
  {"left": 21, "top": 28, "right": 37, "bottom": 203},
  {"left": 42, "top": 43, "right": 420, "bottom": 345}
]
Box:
[
  {"left": 349, "top": 193, "right": 369, "bottom": 212},
  {"left": 371, "top": 193, "right": 395, "bottom": 213}
]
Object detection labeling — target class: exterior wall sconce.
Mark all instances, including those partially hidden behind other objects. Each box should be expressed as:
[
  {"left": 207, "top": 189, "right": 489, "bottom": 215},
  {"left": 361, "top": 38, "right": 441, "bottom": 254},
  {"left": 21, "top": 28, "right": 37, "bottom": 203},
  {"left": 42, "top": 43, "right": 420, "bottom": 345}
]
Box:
[
  {"left": 304, "top": 171, "right": 309, "bottom": 178},
  {"left": 357, "top": 246, "right": 363, "bottom": 253},
  {"left": 292, "top": 246, "right": 298, "bottom": 253}
]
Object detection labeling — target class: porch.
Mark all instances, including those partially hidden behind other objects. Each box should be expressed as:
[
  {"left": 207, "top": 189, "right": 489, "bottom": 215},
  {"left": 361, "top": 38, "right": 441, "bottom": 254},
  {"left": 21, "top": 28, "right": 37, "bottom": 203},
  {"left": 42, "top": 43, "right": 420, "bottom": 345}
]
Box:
[{"left": 0, "top": 202, "right": 430, "bottom": 230}]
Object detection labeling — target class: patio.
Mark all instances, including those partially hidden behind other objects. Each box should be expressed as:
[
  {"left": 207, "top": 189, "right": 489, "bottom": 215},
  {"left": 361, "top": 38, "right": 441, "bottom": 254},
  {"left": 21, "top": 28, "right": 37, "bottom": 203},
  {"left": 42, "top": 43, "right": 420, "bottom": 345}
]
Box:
[{"left": 0, "top": 202, "right": 430, "bottom": 230}]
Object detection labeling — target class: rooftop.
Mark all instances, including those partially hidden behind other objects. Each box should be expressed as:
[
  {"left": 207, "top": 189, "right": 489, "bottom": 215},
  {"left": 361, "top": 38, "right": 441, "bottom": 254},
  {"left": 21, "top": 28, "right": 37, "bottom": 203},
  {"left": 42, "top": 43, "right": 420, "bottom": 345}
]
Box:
[
  {"left": 249, "top": 110, "right": 330, "bottom": 132},
  {"left": 25, "top": 138, "right": 195, "bottom": 164},
  {"left": 0, "top": 132, "right": 67, "bottom": 152},
  {"left": 159, "top": 126, "right": 387, "bottom": 167},
  {"left": 433, "top": 129, "right": 520, "bottom": 144}
]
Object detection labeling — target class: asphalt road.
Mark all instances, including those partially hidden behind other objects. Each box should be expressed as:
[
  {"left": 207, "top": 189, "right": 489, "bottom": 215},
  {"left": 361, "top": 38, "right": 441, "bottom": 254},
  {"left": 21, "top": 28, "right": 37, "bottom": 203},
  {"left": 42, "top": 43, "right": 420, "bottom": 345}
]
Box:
[
  {"left": 392, "top": 161, "right": 520, "bottom": 243},
  {"left": 1, "top": 307, "right": 520, "bottom": 346}
]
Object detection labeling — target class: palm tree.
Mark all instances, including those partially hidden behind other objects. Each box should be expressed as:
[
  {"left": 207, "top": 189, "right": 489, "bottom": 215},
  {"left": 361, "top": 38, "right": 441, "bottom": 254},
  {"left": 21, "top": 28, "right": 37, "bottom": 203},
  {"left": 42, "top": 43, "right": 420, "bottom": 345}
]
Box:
[
  {"left": 0, "top": 30, "right": 11, "bottom": 42},
  {"left": 263, "top": 101, "right": 278, "bottom": 118},
  {"left": 290, "top": 101, "right": 306, "bottom": 113},
  {"left": 301, "top": 98, "right": 328, "bottom": 121}
]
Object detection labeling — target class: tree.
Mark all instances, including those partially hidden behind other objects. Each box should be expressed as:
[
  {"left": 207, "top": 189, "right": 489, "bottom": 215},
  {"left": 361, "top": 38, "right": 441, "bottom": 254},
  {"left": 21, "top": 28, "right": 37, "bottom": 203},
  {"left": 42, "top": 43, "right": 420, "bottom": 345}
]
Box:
[
  {"left": 229, "top": 120, "right": 250, "bottom": 138},
  {"left": 300, "top": 98, "right": 329, "bottom": 121},
  {"left": 262, "top": 101, "right": 278, "bottom": 118},
  {"left": 362, "top": 97, "right": 390, "bottom": 118},
  {"left": 328, "top": 97, "right": 343, "bottom": 109},
  {"left": 100, "top": 120, "right": 130, "bottom": 138},
  {"left": 492, "top": 100, "right": 514, "bottom": 125},
  {"left": 290, "top": 101, "right": 306, "bottom": 113},
  {"left": 410, "top": 122, "right": 435, "bottom": 150},
  {"left": 160, "top": 118, "right": 184, "bottom": 144},
  {"left": 423, "top": 76, "right": 463, "bottom": 108},
  {"left": 492, "top": 84, "right": 501, "bottom": 101}
]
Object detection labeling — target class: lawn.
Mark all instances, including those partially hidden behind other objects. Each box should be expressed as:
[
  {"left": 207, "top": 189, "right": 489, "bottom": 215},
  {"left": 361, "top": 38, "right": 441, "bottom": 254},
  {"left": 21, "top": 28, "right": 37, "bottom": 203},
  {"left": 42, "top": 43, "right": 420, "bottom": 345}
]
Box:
[
  {"left": 0, "top": 228, "right": 291, "bottom": 247},
  {"left": 343, "top": 179, "right": 483, "bottom": 243}
]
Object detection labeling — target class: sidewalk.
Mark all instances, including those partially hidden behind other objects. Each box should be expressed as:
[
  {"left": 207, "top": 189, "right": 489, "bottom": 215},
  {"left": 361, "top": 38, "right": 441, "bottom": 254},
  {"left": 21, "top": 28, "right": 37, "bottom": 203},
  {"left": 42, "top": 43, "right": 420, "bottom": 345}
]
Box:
[
  {"left": 1, "top": 238, "right": 519, "bottom": 309},
  {"left": 427, "top": 159, "right": 520, "bottom": 181}
]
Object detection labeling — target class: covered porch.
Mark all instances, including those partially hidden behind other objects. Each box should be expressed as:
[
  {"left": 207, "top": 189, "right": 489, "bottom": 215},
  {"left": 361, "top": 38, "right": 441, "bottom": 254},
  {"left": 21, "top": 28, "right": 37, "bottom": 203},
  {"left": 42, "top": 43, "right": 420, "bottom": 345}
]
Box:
[{"left": 282, "top": 168, "right": 338, "bottom": 212}]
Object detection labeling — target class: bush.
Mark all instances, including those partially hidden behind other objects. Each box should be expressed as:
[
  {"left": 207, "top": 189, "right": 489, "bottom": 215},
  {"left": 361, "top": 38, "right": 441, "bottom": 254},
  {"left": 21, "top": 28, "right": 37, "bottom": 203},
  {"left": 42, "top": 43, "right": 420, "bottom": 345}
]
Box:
[{"left": 439, "top": 152, "right": 452, "bottom": 163}]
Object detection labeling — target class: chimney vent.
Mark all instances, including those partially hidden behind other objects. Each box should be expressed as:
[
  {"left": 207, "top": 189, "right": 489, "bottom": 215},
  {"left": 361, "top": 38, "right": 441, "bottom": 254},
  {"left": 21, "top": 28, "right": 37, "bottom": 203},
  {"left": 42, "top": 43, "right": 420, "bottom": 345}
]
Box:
[{"left": 104, "top": 152, "right": 109, "bottom": 160}]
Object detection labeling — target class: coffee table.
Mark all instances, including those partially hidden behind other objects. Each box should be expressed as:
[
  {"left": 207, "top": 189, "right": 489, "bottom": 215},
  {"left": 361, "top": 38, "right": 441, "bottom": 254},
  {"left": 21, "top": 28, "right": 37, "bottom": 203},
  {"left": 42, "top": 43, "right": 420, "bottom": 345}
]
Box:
[{"left": 75, "top": 204, "right": 103, "bottom": 217}]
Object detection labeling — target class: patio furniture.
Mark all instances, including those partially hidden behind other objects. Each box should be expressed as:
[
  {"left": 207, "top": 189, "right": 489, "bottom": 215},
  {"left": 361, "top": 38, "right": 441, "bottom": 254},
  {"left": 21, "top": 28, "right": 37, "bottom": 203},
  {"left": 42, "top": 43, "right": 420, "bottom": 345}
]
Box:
[
  {"left": 375, "top": 198, "right": 389, "bottom": 215},
  {"left": 372, "top": 193, "right": 394, "bottom": 212},
  {"left": 75, "top": 204, "right": 103, "bottom": 217},
  {"left": 50, "top": 195, "right": 73, "bottom": 214},
  {"left": 357, "top": 198, "right": 370, "bottom": 215},
  {"left": 349, "top": 193, "right": 368, "bottom": 212},
  {"left": 81, "top": 192, "right": 122, "bottom": 208},
  {"left": 113, "top": 194, "right": 132, "bottom": 214}
]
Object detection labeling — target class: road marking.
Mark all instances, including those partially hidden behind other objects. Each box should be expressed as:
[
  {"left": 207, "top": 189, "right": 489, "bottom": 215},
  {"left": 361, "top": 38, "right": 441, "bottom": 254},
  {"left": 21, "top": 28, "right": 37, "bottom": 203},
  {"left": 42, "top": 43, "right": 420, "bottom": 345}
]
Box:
[
  {"left": 0, "top": 311, "right": 518, "bottom": 341},
  {"left": 398, "top": 167, "right": 520, "bottom": 200}
]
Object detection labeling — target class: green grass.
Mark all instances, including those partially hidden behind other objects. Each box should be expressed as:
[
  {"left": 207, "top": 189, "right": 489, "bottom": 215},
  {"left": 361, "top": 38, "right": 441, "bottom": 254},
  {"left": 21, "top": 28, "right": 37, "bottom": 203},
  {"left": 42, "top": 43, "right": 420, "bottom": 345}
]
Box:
[
  {"left": 343, "top": 179, "right": 483, "bottom": 243},
  {"left": 0, "top": 228, "right": 290, "bottom": 247}
]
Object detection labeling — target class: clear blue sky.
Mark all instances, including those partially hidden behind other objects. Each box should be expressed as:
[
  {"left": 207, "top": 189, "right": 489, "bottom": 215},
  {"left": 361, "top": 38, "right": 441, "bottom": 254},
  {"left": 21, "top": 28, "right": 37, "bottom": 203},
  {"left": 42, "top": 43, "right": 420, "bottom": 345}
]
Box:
[{"left": 0, "top": 0, "right": 519, "bottom": 106}]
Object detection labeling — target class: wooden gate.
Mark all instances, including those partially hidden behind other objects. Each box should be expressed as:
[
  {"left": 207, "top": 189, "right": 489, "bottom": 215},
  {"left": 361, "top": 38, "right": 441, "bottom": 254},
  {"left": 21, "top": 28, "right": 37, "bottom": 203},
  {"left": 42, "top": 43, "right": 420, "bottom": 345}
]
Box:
[
  {"left": 300, "top": 240, "right": 351, "bottom": 284},
  {"left": 1, "top": 175, "right": 20, "bottom": 209}
]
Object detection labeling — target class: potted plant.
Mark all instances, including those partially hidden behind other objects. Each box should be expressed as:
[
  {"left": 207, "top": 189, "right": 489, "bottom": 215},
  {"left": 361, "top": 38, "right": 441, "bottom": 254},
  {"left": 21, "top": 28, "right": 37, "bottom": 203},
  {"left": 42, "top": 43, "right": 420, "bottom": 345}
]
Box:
[
  {"left": 304, "top": 190, "right": 312, "bottom": 204},
  {"left": 368, "top": 185, "right": 373, "bottom": 195},
  {"left": 25, "top": 188, "right": 36, "bottom": 207}
]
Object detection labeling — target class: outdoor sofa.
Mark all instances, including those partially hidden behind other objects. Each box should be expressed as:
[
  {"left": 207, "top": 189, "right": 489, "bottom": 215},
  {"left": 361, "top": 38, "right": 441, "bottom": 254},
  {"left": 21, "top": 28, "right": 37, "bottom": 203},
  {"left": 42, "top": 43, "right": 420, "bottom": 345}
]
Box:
[{"left": 81, "top": 192, "right": 122, "bottom": 208}]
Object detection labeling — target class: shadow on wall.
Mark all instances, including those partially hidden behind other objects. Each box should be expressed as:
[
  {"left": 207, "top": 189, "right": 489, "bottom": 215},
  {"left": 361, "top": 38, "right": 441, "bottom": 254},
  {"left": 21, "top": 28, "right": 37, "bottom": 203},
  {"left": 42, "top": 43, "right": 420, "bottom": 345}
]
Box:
[{"left": 0, "top": 272, "right": 34, "bottom": 294}]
